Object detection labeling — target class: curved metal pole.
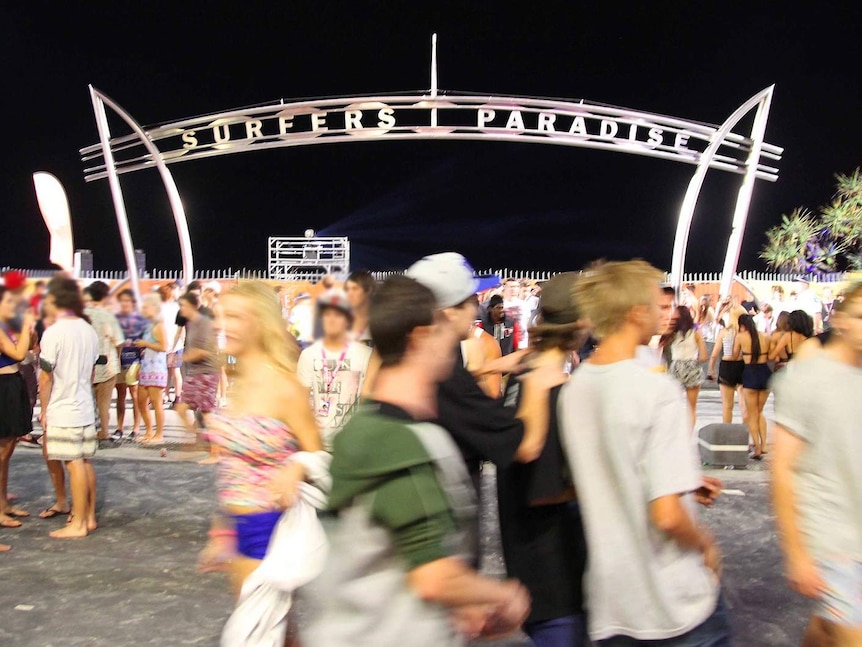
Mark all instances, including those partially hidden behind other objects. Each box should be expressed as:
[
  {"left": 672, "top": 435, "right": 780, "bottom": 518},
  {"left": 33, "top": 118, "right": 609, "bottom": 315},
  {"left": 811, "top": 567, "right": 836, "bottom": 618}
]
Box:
[
  {"left": 669, "top": 86, "right": 775, "bottom": 293},
  {"left": 90, "top": 85, "right": 195, "bottom": 291},
  {"left": 90, "top": 88, "right": 142, "bottom": 303},
  {"left": 719, "top": 87, "right": 774, "bottom": 297}
]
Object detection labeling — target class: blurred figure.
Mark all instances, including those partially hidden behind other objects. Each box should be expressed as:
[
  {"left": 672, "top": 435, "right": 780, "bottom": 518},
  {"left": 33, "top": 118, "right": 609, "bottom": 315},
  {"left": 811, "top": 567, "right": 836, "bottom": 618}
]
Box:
[
  {"left": 707, "top": 307, "right": 747, "bottom": 424},
  {"left": 135, "top": 294, "right": 168, "bottom": 443},
  {"left": 665, "top": 306, "right": 708, "bottom": 426},
  {"left": 297, "top": 289, "right": 374, "bottom": 451},
  {"left": 345, "top": 270, "right": 376, "bottom": 348},
  {"left": 482, "top": 294, "right": 519, "bottom": 356},
  {"left": 772, "top": 283, "right": 862, "bottom": 647},
  {"left": 407, "top": 254, "right": 524, "bottom": 494},
  {"left": 199, "top": 282, "right": 322, "bottom": 639},
  {"left": 39, "top": 279, "right": 100, "bottom": 539},
  {"left": 158, "top": 282, "right": 183, "bottom": 406},
  {"left": 755, "top": 303, "right": 775, "bottom": 335},
  {"left": 560, "top": 261, "right": 728, "bottom": 645},
  {"left": 735, "top": 314, "right": 772, "bottom": 460},
  {"left": 497, "top": 273, "right": 590, "bottom": 647},
  {"left": 83, "top": 282, "right": 124, "bottom": 442},
  {"left": 769, "top": 310, "right": 814, "bottom": 370},
  {"left": 300, "top": 276, "right": 530, "bottom": 646},
  {"left": 0, "top": 286, "right": 35, "bottom": 529},
  {"left": 173, "top": 292, "right": 220, "bottom": 435},
  {"left": 114, "top": 289, "right": 148, "bottom": 440}
]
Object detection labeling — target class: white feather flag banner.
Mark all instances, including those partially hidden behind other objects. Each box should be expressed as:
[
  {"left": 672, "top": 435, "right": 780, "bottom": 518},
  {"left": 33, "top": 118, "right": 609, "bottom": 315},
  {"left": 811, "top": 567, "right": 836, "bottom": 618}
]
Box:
[{"left": 33, "top": 172, "right": 74, "bottom": 273}]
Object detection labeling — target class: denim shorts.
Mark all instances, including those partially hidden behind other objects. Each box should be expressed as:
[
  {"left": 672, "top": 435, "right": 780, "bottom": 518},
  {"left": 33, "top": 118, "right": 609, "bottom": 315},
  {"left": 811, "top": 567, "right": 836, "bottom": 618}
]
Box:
[{"left": 816, "top": 555, "right": 862, "bottom": 627}]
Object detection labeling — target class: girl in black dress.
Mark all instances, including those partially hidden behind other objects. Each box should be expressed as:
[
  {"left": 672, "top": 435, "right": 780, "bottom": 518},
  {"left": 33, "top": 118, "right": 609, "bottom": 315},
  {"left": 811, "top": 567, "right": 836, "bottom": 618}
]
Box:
[{"left": 0, "top": 286, "right": 36, "bottom": 541}]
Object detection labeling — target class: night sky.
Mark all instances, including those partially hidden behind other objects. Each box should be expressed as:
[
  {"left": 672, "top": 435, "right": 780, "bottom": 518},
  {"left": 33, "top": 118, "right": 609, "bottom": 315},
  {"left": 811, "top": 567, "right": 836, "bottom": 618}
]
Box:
[{"left": 2, "top": 2, "right": 860, "bottom": 274}]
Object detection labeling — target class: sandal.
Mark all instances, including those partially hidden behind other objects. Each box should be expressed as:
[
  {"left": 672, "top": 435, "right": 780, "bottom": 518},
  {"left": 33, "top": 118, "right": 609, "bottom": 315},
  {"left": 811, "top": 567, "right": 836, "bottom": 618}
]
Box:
[
  {"left": 0, "top": 516, "right": 22, "bottom": 528},
  {"left": 39, "top": 506, "right": 71, "bottom": 519}
]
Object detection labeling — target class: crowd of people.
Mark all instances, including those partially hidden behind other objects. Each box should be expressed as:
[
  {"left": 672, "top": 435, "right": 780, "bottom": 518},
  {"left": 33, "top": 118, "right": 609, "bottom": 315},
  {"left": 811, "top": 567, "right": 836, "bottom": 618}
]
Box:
[{"left": 0, "top": 259, "right": 859, "bottom": 646}]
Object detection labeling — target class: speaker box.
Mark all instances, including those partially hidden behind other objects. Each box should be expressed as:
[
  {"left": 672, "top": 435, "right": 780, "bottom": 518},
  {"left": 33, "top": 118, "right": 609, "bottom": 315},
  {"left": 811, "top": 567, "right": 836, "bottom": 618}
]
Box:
[{"left": 698, "top": 423, "right": 749, "bottom": 468}]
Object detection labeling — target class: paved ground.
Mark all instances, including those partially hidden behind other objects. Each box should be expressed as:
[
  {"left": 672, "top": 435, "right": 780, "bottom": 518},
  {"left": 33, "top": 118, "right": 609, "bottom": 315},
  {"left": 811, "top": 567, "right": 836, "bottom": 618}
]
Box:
[{"left": 0, "top": 391, "right": 811, "bottom": 646}]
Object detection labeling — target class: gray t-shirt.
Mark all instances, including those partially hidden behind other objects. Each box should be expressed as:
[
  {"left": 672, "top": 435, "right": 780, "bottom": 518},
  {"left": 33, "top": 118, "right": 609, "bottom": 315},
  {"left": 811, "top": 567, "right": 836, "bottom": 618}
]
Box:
[
  {"left": 772, "top": 354, "right": 862, "bottom": 561},
  {"left": 183, "top": 315, "right": 219, "bottom": 376},
  {"left": 558, "top": 360, "right": 718, "bottom": 641}
]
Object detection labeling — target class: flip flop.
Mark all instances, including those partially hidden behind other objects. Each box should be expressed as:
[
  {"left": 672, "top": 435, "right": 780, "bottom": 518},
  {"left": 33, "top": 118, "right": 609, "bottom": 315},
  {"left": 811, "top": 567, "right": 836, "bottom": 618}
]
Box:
[
  {"left": 0, "top": 517, "right": 22, "bottom": 528},
  {"left": 3, "top": 508, "right": 29, "bottom": 518},
  {"left": 39, "top": 507, "right": 70, "bottom": 519}
]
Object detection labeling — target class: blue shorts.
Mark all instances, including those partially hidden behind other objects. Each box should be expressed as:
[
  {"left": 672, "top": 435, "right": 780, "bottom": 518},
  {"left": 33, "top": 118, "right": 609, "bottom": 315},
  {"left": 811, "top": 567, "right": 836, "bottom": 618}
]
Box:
[
  {"left": 233, "top": 510, "right": 282, "bottom": 560},
  {"left": 817, "top": 556, "right": 862, "bottom": 627}
]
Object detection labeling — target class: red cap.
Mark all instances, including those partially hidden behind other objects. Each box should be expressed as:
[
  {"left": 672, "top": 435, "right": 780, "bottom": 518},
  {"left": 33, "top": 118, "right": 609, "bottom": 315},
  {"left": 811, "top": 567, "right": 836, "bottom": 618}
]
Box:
[{"left": 2, "top": 271, "right": 26, "bottom": 291}]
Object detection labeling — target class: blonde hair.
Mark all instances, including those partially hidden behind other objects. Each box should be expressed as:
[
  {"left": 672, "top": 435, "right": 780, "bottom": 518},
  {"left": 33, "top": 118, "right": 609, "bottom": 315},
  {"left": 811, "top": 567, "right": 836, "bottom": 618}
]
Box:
[
  {"left": 573, "top": 260, "right": 663, "bottom": 339},
  {"left": 224, "top": 281, "right": 299, "bottom": 373},
  {"left": 141, "top": 293, "right": 162, "bottom": 319}
]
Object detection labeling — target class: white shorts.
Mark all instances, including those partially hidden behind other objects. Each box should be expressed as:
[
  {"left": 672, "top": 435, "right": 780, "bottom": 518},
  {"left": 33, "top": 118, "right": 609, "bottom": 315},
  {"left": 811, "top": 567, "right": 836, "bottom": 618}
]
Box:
[
  {"left": 816, "top": 555, "right": 862, "bottom": 627},
  {"left": 45, "top": 424, "right": 97, "bottom": 461}
]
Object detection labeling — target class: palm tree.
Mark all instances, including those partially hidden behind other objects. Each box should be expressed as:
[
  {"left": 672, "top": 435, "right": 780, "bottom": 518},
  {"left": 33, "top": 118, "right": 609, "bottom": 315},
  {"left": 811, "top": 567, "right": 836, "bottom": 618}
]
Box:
[
  {"left": 820, "top": 167, "right": 862, "bottom": 268},
  {"left": 760, "top": 208, "right": 822, "bottom": 274},
  {"left": 761, "top": 168, "right": 862, "bottom": 273}
]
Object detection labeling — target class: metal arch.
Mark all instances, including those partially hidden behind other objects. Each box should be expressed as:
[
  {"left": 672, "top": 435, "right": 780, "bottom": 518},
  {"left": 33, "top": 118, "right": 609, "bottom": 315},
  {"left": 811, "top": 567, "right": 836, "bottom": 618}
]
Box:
[
  {"left": 89, "top": 86, "right": 195, "bottom": 298},
  {"left": 668, "top": 85, "right": 775, "bottom": 296},
  {"left": 89, "top": 87, "right": 142, "bottom": 302}
]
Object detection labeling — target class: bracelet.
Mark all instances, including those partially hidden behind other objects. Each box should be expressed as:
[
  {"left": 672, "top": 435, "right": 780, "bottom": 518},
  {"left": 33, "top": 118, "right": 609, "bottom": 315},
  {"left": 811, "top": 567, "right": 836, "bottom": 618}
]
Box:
[{"left": 208, "top": 529, "right": 236, "bottom": 539}]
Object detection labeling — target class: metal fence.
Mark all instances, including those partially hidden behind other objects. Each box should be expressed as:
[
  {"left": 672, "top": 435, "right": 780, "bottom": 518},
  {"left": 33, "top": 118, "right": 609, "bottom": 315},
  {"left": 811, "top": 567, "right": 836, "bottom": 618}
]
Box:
[{"left": 1, "top": 266, "right": 853, "bottom": 285}]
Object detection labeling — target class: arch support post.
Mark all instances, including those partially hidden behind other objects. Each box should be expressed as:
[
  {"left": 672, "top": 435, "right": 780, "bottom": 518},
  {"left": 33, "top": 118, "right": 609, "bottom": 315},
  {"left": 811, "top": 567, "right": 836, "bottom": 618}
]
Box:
[
  {"left": 89, "top": 87, "right": 142, "bottom": 302},
  {"left": 719, "top": 88, "right": 774, "bottom": 297},
  {"left": 88, "top": 85, "right": 195, "bottom": 297},
  {"left": 669, "top": 86, "right": 775, "bottom": 296}
]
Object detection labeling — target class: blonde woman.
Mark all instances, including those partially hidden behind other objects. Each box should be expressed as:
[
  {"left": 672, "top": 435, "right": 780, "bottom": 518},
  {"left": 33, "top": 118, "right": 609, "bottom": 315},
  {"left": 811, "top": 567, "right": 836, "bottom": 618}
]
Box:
[
  {"left": 198, "top": 282, "right": 321, "bottom": 600},
  {"left": 134, "top": 294, "right": 168, "bottom": 443},
  {"left": 707, "top": 305, "right": 747, "bottom": 424}
]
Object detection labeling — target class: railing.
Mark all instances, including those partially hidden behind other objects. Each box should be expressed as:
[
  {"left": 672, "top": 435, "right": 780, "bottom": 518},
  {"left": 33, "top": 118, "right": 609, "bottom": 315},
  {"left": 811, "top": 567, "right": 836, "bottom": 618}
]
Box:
[{"left": 2, "top": 266, "right": 853, "bottom": 285}]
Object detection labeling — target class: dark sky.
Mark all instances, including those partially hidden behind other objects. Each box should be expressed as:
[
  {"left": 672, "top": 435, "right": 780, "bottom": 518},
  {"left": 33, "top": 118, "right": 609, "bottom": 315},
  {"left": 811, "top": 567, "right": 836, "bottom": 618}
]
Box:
[{"left": 2, "top": 2, "right": 861, "bottom": 274}]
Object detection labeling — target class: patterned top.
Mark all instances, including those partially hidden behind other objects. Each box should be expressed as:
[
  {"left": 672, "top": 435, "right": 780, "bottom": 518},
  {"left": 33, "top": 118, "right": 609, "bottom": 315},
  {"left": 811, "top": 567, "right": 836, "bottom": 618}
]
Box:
[
  {"left": 117, "top": 311, "right": 148, "bottom": 368},
  {"left": 205, "top": 411, "right": 299, "bottom": 510}
]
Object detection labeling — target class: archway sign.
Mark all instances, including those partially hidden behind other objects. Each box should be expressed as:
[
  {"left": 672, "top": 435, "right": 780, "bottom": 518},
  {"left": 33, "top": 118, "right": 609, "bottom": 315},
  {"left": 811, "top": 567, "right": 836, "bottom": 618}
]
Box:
[{"left": 81, "top": 34, "right": 781, "bottom": 302}]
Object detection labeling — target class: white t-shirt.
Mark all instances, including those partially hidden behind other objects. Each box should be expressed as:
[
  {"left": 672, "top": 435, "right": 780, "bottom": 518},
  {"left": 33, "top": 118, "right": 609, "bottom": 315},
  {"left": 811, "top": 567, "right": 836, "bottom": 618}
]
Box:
[
  {"left": 85, "top": 305, "right": 124, "bottom": 382},
  {"left": 772, "top": 354, "right": 862, "bottom": 561},
  {"left": 297, "top": 340, "right": 372, "bottom": 451},
  {"left": 40, "top": 317, "right": 100, "bottom": 428},
  {"left": 161, "top": 301, "right": 183, "bottom": 351},
  {"left": 558, "top": 360, "right": 718, "bottom": 641}
]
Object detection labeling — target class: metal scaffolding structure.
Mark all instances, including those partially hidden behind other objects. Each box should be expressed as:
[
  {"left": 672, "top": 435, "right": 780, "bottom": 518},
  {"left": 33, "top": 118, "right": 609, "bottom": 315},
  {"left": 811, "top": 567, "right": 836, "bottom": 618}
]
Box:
[{"left": 268, "top": 236, "right": 350, "bottom": 281}]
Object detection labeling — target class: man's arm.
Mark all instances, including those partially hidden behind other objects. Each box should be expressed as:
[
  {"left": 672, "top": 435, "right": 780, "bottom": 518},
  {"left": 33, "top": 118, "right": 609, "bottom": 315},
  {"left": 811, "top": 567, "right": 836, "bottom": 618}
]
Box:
[
  {"left": 38, "top": 368, "right": 54, "bottom": 430},
  {"left": 771, "top": 424, "right": 825, "bottom": 599}
]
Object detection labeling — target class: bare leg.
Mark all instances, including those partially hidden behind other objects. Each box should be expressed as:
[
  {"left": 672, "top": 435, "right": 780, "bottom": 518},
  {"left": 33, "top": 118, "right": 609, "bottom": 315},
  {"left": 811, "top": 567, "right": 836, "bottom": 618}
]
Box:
[
  {"left": 686, "top": 386, "right": 700, "bottom": 429},
  {"left": 173, "top": 401, "right": 194, "bottom": 433},
  {"left": 150, "top": 388, "right": 165, "bottom": 441},
  {"left": 38, "top": 436, "right": 69, "bottom": 515},
  {"left": 743, "top": 389, "right": 763, "bottom": 457},
  {"left": 138, "top": 387, "right": 153, "bottom": 440},
  {"left": 719, "top": 384, "right": 735, "bottom": 424},
  {"left": 757, "top": 391, "right": 770, "bottom": 454},
  {"left": 129, "top": 385, "right": 141, "bottom": 433},
  {"left": 116, "top": 382, "right": 128, "bottom": 430},
  {"left": 737, "top": 385, "right": 748, "bottom": 420},
  {"left": 801, "top": 615, "right": 835, "bottom": 647},
  {"left": 50, "top": 459, "right": 89, "bottom": 539},
  {"left": 0, "top": 439, "right": 27, "bottom": 523},
  {"left": 94, "top": 378, "right": 116, "bottom": 440},
  {"left": 84, "top": 461, "right": 97, "bottom": 531}
]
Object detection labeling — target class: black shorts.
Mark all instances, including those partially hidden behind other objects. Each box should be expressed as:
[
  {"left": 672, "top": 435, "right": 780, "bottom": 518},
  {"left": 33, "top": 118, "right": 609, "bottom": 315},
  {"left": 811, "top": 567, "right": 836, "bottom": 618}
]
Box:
[
  {"left": 717, "top": 360, "right": 745, "bottom": 388},
  {"left": 742, "top": 363, "right": 772, "bottom": 391}
]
